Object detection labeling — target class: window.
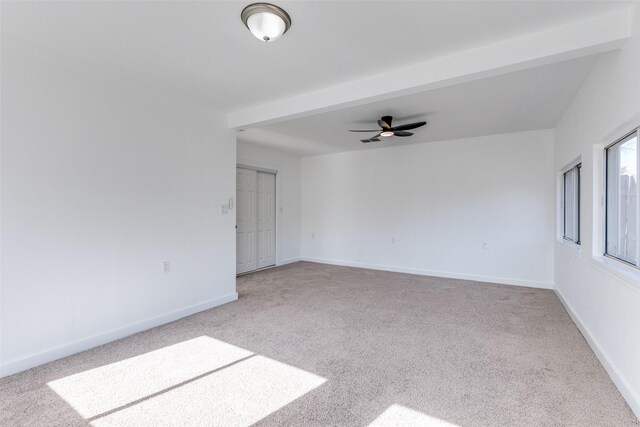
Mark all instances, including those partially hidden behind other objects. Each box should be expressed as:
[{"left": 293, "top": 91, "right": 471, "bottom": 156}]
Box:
[
  {"left": 563, "top": 164, "right": 580, "bottom": 244},
  {"left": 605, "top": 129, "right": 639, "bottom": 266}
]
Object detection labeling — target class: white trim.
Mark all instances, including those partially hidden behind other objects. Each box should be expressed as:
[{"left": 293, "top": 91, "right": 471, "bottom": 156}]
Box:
[
  {"left": 557, "top": 158, "right": 582, "bottom": 245},
  {"left": 236, "top": 163, "right": 278, "bottom": 175},
  {"left": 555, "top": 288, "right": 640, "bottom": 419},
  {"left": 560, "top": 156, "right": 583, "bottom": 174},
  {"left": 602, "top": 128, "right": 640, "bottom": 266},
  {"left": 277, "top": 257, "right": 301, "bottom": 266},
  {"left": 0, "top": 293, "right": 238, "bottom": 378},
  {"left": 556, "top": 239, "right": 583, "bottom": 256},
  {"left": 300, "top": 257, "right": 554, "bottom": 289},
  {"left": 559, "top": 161, "right": 582, "bottom": 244},
  {"left": 593, "top": 143, "right": 607, "bottom": 258}
]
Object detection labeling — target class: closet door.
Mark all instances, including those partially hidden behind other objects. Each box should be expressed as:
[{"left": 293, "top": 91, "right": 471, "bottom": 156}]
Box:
[
  {"left": 236, "top": 168, "right": 257, "bottom": 274},
  {"left": 256, "top": 172, "right": 276, "bottom": 269}
]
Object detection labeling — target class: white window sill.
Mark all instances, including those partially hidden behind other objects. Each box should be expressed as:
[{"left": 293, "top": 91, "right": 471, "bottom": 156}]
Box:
[
  {"left": 556, "top": 239, "right": 582, "bottom": 256},
  {"left": 591, "top": 256, "right": 640, "bottom": 291}
]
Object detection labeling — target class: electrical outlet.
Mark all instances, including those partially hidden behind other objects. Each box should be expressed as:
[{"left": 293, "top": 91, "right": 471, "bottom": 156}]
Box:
[
  {"left": 482, "top": 243, "right": 489, "bottom": 250},
  {"left": 391, "top": 237, "right": 396, "bottom": 244},
  {"left": 162, "top": 261, "right": 171, "bottom": 273},
  {"left": 311, "top": 232, "right": 315, "bottom": 238}
]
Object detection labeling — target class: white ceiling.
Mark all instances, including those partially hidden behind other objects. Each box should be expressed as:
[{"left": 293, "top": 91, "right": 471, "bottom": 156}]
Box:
[
  {"left": 3, "top": 1, "right": 633, "bottom": 157},
  {"left": 238, "top": 55, "right": 601, "bottom": 155},
  {"left": 1, "top": 1, "right": 629, "bottom": 112}
]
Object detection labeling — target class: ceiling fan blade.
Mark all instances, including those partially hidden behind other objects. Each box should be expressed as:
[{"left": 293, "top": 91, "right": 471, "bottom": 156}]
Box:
[
  {"left": 361, "top": 132, "right": 382, "bottom": 143},
  {"left": 349, "top": 129, "right": 382, "bottom": 132},
  {"left": 392, "top": 121, "right": 426, "bottom": 131},
  {"left": 378, "top": 119, "right": 391, "bottom": 130},
  {"left": 393, "top": 114, "right": 427, "bottom": 123},
  {"left": 393, "top": 131, "right": 413, "bottom": 137}
]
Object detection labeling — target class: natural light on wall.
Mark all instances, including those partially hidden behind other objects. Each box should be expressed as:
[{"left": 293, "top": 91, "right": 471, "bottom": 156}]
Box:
[
  {"left": 47, "top": 336, "right": 326, "bottom": 425},
  {"left": 369, "top": 404, "right": 459, "bottom": 427}
]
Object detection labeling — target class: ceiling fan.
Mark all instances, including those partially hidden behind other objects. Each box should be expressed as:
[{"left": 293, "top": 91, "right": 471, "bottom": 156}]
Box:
[{"left": 349, "top": 116, "right": 427, "bottom": 143}]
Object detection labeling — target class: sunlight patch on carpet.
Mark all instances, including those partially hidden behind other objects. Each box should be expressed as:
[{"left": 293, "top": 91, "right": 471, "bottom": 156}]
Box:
[
  {"left": 369, "top": 404, "right": 459, "bottom": 427},
  {"left": 47, "top": 336, "right": 252, "bottom": 418},
  {"left": 90, "top": 355, "right": 325, "bottom": 426},
  {"left": 47, "top": 336, "right": 326, "bottom": 426}
]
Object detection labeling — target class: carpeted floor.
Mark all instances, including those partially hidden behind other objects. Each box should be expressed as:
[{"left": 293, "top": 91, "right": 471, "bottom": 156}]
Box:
[{"left": 1, "top": 261, "right": 638, "bottom": 426}]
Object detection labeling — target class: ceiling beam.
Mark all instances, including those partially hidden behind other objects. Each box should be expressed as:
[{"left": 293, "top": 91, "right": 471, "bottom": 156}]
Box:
[
  {"left": 228, "top": 7, "right": 631, "bottom": 129},
  {"left": 237, "top": 128, "right": 332, "bottom": 156}
]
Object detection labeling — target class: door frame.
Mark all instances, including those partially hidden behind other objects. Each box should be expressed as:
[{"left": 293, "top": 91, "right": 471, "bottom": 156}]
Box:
[{"left": 236, "top": 163, "right": 278, "bottom": 275}]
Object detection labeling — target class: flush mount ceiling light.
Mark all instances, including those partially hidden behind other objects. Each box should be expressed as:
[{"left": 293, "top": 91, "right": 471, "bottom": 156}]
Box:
[{"left": 241, "top": 3, "right": 291, "bottom": 43}]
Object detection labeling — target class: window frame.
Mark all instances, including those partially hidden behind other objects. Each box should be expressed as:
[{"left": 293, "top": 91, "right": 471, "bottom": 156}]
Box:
[
  {"left": 563, "top": 163, "right": 581, "bottom": 245},
  {"left": 604, "top": 127, "right": 640, "bottom": 267}
]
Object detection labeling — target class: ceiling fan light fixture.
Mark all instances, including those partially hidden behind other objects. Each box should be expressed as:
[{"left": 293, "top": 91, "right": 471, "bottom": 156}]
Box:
[
  {"left": 241, "top": 3, "right": 291, "bottom": 43},
  {"left": 349, "top": 116, "right": 427, "bottom": 143}
]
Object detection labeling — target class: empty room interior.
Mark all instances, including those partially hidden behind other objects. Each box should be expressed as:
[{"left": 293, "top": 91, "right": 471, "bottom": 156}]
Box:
[{"left": 2, "top": 1, "right": 640, "bottom": 426}]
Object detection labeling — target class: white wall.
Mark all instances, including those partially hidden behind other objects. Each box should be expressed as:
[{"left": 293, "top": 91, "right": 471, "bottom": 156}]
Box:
[
  {"left": 554, "top": 4, "right": 640, "bottom": 418},
  {"left": 0, "top": 36, "right": 237, "bottom": 376},
  {"left": 236, "top": 141, "right": 301, "bottom": 265},
  {"left": 301, "top": 130, "right": 555, "bottom": 288}
]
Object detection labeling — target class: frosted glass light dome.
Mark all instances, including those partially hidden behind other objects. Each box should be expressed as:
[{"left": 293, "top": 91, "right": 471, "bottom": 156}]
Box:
[
  {"left": 247, "top": 11, "right": 285, "bottom": 42},
  {"left": 241, "top": 3, "right": 291, "bottom": 43}
]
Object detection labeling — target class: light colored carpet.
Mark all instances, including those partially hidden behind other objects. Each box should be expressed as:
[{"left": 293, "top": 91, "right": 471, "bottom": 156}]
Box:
[{"left": 1, "top": 261, "right": 638, "bottom": 426}]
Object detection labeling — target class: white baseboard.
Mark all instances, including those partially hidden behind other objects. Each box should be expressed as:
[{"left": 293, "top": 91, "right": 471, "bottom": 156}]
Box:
[
  {"left": 277, "top": 257, "right": 302, "bottom": 266},
  {"left": 300, "top": 257, "right": 554, "bottom": 289},
  {"left": 0, "top": 292, "right": 238, "bottom": 378},
  {"left": 555, "top": 288, "right": 640, "bottom": 420}
]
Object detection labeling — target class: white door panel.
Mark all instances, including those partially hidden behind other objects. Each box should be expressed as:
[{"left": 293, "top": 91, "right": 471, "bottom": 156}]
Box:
[
  {"left": 257, "top": 172, "right": 276, "bottom": 269},
  {"left": 236, "top": 168, "right": 276, "bottom": 274},
  {"left": 236, "top": 168, "right": 257, "bottom": 274}
]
